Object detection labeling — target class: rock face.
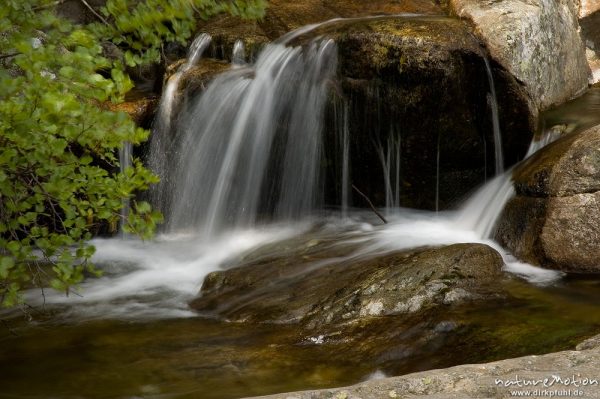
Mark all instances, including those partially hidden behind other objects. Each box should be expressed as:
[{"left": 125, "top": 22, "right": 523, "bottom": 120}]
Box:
[
  {"left": 191, "top": 243, "right": 504, "bottom": 327},
  {"left": 496, "top": 125, "right": 600, "bottom": 273},
  {"left": 247, "top": 339, "right": 600, "bottom": 399},
  {"left": 198, "top": 0, "right": 444, "bottom": 60},
  {"left": 581, "top": 11, "right": 600, "bottom": 84},
  {"left": 324, "top": 17, "right": 532, "bottom": 210},
  {"left": 579, "top": 0, "right": 600, "bottom": 18},
  {"left": 449, "top": 0, "right": 590, "bottom": 111}
]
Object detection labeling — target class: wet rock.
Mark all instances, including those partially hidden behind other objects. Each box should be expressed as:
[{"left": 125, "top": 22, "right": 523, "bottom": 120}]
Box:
[
  {"left": 449, "top": 0, "right": 590, "bottom": 111},
  {"left": 106, "top": 96, "right": 158, "bottom": 127},
  {"left": 191, "top": 243, "right": 505, "bottom": 327},
  {"left": 197, "top": 0, "right": 444, "bottom": 61},
  {"left": 325, "top": 17, "right": 533, "bottom": 210},
  {"left": 177, "top": 59, "right": 232, "bottom": 97},
  {"left": 247, "top": 343, "right": 600, "bottom": 398},
  {"left": 496, "top": 125, "right": 600, "bottom": 273}
]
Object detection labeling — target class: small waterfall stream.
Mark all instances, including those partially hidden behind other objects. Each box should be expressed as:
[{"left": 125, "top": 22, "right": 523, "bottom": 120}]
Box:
[
  {"left": 484, "top": 56, "right": 504, "bottom": 175},
  {"left": 160, "top": 39, "right": 338, "bottom": 236},
  {"left": 118, "top": 141, "right": 132, "bottom": 234},
  {"left": 25, "top": 18, "right": 577, "bottom": 320},
  {"left": 149, "top": 33, "right": 212, "bottom": 211},
  {"left": 232, "top": 40, "right": 246, "bottom": 66}
]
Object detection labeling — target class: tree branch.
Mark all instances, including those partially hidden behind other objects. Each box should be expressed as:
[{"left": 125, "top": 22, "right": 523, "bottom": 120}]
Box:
[
  {"left": 352, "top": 184, "right": 388, "bottom": 224},
  {"left": 0, "top": 52, "right": 20, "bottom": 60}
]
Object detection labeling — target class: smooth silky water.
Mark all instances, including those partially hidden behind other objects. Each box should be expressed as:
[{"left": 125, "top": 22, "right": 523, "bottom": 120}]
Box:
[{"left": 2, "top": 18, "right": 600, "bottom": 398}]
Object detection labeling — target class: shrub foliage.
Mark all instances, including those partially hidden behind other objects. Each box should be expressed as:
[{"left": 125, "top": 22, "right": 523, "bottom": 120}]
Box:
[{"left": 0, "top": 0, "right": 265, "bottom": 307}]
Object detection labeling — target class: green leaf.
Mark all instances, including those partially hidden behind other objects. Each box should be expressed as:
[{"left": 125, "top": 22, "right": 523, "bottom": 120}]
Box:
[{"left": 0, "top": 256, "right": 15, "bottom": 279}]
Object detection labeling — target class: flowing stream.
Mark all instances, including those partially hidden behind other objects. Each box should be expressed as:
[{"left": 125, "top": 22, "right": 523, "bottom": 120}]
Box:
[{"left": 3, "top": 19, "right": 600, "bottom": 399}]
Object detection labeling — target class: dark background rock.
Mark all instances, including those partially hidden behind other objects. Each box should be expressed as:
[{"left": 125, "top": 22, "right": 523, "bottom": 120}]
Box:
[{"left": 322, "top": 18, "right": 532, "bottom": 210}]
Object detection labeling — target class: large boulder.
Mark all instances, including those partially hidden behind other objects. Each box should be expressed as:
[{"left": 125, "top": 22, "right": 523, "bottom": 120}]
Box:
[
  {"left": 197, "top": 0, "right": 444, "bottom": 60},
  {"left": 579, "top": 0, "right": 600, "bottom": 18},
  {"left": 448, "top": 0, "right": 590, "bottom": 111},
  {"left": 580, "top": 11, "right": 600, "bottom": 84},
  {"left": 191, "top": 243, "right": 505, "bottom": 327},
  {"left": 496, "top": 125, "right": 600, "bottom": 273},
  {"left": 323, "top": 17, "right": 532, "bottom": 210}
]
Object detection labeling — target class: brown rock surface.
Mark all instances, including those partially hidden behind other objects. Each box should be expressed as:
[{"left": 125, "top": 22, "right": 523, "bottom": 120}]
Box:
[{"left": 496, "top": 125, "right": 600, "bottom": 273}]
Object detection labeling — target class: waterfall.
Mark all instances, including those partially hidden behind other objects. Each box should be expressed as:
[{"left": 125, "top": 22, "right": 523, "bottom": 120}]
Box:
[
  {"left": 232, "top": 40, "right": 246, "bottom": 66},
  {"left": 483, "top": 57, "right": 504, "bottom": 175},
  {"left": 435, "top": 132, "right": 441, "bottom": 212},
  {"left": 453, "top": 57, "right": 509, "bottom": 237},
  {"left": 119, "top": 141, "right": 132, "bottom": 235},
  {"left": 339, "top": 102, "right": 351, "bottom": 217},
  {"left": 457, "top": 122, "right": 563, "bottom": 239},
  {"left": 162, "top": 39, "right": 338, "bottom": 235},
  {"left": 483, "top": 56, "right": 504, "bottom": 175},
  {"left": 376, "top": 130, "right": 402, "bottom": 214},
  {"left": 149, "top": 33, "right": 212, "bottom": 213}
]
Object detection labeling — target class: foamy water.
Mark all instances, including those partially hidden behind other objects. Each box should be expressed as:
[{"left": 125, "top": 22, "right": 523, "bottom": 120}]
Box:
[{"left": 21, "top": 207, "right": 562, "bottom": 321}]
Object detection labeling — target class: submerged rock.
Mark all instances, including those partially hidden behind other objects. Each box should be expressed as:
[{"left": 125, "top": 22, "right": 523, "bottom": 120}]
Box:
[
  {"left": 190, "top": 243, "right": 505, "bottom": 327},
  {"left": 247, "top": 339, "right": 600, "bottom": 398},
  {"left": 496, "top": 125, "right": 600, "bottom": 273},
  {"left": 448, "top": 0, "right": 590, "bottom": 111}
]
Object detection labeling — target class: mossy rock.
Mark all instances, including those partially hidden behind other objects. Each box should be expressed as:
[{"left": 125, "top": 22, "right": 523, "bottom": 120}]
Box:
[{"left": 191, "top": 242, "right": 505, "bottom": 328}]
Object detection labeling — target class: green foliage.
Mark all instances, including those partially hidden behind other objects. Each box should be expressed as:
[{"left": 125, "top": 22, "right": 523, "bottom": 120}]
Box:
[
  {"left": 93, "top": 0, "right": 265, "bottom": 67},
  {"left": 0, "top": 0, "right": 265, "bottom": 307}
]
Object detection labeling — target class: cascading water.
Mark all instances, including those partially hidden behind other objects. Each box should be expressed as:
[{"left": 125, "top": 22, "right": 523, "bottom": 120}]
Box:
[
  {"left": 232, "top": 40, "right": 246, "bottom": 66},
  {"left": 149, "top": 33, "right": 212, "bottom": 211},
  {"left": 484, "top": 56, "right": 504, "bottom": 175},
  {"left": 161, "top": 39, "right": 338, "bottom": 236},
  {"left": 118, "top": 141, "right": 132, "bottom": 235},
  {"left": 376, "top": 130, "right": 402, "bottom": 214}
]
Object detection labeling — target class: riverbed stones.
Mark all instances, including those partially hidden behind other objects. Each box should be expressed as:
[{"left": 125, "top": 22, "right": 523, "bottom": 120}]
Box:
[
  {"left": 496, "top": 125, "right": 600, "bottom": 273},
  {"left": 448, "top": 0, "right": 590, "bottom": 111},
  {"left": 190, "top": 243, "right": 505, "bottom": 327},
  {"left": 246, "top": 341, "right": 600, "bottom": 399}
]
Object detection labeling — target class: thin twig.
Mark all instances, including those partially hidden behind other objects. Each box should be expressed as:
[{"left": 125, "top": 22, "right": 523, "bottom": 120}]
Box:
[
  {"left": 0, "top": 52, "right": 20, "bottom": 60},
  {"left": 352, "top": 184, "right": 388, "bottom": 224},
  {"left": 79, "top": 0, "right": 110, "bottom": 25}
]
